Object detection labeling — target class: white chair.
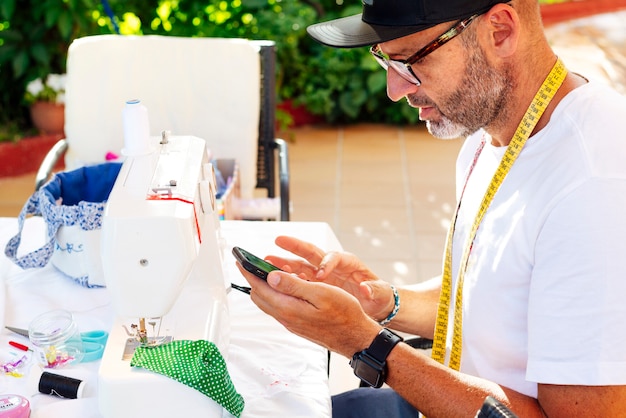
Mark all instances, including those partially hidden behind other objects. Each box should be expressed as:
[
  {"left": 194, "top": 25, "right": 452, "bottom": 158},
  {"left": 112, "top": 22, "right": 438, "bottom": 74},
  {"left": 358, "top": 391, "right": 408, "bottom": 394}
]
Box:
[{"left": 36, "top": 34, "right": 290, "bottom": 220}]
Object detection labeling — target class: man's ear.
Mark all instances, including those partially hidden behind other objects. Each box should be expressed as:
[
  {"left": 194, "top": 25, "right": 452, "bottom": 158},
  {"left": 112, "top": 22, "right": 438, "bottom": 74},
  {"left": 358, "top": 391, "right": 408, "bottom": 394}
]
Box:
[{"left": 482, "top": 3, "right": 520, "bottom": 58}]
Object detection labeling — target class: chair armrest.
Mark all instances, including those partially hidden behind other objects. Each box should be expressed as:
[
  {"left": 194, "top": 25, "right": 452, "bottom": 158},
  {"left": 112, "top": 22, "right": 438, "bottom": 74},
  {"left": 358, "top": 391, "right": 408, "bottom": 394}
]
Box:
[
  {"left": 404, "top": 337, "right": 433, "bottom": 350},
  {"left": 35, "top": 138, "right": 68, "bottom": 191},
  {"left": 274, "top": 138, "right": 290, "bottom": 221},
  {"left": 477, "top": 396, "right": 519, "bottom": 418}
]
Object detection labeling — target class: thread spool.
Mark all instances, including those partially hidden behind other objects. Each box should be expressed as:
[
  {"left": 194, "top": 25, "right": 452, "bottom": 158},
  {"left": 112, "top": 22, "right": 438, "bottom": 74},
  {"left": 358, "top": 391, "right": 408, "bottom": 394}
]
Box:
[
  {"left": 38, "top": 371, "right": 85, "bottom": 399},
  {"left": 122, "top": 99, "right": 151, "bottom": 156},
  {"left": 0, "top": 394, "right": 30, "bottom": 418}
]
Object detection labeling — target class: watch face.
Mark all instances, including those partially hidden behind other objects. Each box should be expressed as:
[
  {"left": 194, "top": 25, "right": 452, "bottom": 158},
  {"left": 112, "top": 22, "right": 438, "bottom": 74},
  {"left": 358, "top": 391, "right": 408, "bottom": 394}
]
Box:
[
  {"left": 351, "top": 329, "right": 402, "bottom": 389},
  {"left": 352, "top": 356, "right": 384, "bottom": 388}
]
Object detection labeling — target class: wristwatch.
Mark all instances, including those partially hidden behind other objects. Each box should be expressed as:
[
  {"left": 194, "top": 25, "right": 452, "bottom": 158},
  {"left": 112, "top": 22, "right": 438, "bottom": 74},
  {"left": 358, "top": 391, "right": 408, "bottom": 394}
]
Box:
[{"left": 350, "top": 328, "right": 403, "bottom": 388}]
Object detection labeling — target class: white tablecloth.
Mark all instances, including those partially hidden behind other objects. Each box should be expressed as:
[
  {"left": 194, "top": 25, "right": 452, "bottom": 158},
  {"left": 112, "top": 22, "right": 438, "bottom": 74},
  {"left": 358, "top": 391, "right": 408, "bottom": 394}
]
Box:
[{"left": 0, "top": 217, "right": 342, "bottom": 417}]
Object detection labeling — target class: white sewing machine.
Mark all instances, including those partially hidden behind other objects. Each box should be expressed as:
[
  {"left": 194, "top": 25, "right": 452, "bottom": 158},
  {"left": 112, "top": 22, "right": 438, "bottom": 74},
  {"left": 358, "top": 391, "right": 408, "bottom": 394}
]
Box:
[{"left": 97, "top": 107, "right": 230, "bottom": 417}]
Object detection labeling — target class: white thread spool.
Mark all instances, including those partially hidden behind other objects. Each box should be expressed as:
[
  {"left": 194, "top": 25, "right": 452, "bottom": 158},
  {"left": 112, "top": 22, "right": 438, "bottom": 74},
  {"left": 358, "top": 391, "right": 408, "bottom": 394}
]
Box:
[{"left": 122, "top": 99, "right": 151, "bottom": 156}]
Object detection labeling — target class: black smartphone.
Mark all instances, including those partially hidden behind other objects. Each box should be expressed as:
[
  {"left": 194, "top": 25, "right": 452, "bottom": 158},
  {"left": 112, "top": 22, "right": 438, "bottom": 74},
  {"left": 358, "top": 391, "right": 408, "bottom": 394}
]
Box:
[{"left": 232, "top": 246, "right": 282, "bottom": 280}]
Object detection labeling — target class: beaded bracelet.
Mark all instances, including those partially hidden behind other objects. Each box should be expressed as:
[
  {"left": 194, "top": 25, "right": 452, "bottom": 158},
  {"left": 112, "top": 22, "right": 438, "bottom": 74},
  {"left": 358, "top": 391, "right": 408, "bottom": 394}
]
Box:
[{"left": 379, "top": 284, "right": 400, "bottom": 326}]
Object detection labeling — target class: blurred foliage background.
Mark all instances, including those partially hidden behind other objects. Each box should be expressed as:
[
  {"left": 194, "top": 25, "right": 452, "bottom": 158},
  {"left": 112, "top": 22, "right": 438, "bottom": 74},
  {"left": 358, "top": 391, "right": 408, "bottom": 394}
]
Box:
[{"left": 0, "top": 0, "right": 574, "bottom": 141}]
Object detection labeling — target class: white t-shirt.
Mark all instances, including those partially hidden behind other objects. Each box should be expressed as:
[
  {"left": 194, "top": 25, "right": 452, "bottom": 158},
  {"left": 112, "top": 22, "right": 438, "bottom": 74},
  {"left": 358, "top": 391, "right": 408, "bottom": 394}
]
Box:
[{"left": 449, "top": 82, "right": 626, "bottom": 397}]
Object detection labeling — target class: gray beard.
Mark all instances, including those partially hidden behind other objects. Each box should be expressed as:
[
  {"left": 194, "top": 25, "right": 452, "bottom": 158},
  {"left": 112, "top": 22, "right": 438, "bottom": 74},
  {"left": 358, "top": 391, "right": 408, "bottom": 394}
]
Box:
[{"left": 415, "top": 45, "right": 512, "bottom": 140}]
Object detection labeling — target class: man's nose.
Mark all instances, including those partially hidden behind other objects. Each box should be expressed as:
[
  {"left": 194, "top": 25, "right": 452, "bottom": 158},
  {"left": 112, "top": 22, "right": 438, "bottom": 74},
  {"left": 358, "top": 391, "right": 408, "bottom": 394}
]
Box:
[{"left": 386, "top": 68, "right": 420, "bottom": 102}]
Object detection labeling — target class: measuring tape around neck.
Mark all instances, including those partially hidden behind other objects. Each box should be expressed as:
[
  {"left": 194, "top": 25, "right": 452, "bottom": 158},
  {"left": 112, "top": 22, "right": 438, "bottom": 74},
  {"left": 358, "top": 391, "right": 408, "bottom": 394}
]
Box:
[{"left": 431, "top": 59, "right": 568, "bottom": 370}]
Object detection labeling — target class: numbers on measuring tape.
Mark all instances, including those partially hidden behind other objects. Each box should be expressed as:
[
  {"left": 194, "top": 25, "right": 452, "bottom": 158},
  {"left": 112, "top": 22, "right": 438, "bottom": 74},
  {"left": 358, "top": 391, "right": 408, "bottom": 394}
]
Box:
[{"left": 431, "top": 59, "right": 568, "bottom": 370}]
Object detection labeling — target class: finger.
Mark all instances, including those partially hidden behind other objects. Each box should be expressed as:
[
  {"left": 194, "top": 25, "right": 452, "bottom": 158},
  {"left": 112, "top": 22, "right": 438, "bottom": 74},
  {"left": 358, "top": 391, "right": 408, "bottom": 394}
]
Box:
[
  {"left": 265, "top": 256, "right": 318, "bottom": 278},
  {"left": 250, "top": 271, "right": 321, "bottom": 325},
  {"left": 358, "top": 281, "right": 375, "bottom": 300},
  {"left": 235, "top": 263, "right": 295, "bottom": 314},
  {"left": 362, "top": 280, "right": 393, "bottom": 303},
  {"left": 266, "top": 270, "right": 323, "bottom": 307},
  {"left": 237, "top": 262, "right": 311, "bottom": 302},
  {"left": 316, "top": 251, "right": 341, "bottom": 279},
  {"left": 360, "top": 280, "right": 396, "bottom": 320},
  {"left": 264, "top": 255, "right": 294, "bottom": 271},
  {"left": 275, "top": 236, "right": 326, "bottom": 265}
]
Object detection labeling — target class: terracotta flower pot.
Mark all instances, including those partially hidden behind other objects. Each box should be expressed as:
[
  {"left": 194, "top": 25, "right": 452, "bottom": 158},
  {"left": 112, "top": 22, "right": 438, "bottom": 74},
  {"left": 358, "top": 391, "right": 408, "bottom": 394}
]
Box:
[
  {"left": 0, "top": 133, "right": 65, "bottom": 178},
  {"left": 30, "top": 101, "right": 65, "bottom": 135}
]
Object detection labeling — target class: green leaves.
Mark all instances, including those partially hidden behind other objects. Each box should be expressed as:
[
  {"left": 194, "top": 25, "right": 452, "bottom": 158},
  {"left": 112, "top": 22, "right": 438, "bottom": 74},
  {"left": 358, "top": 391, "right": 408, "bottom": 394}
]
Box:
[
  {"left": 0, "top": 0, "right": 16, "bottom": 20},
  {"left": 30, "top": 43, "right": 49, "bottom": 66},
  {"left": 1, "top": 0, "right": 427, "bottom": 134},
  {"left": 11, "top": 50, "right": 28, "bottom": 78}
]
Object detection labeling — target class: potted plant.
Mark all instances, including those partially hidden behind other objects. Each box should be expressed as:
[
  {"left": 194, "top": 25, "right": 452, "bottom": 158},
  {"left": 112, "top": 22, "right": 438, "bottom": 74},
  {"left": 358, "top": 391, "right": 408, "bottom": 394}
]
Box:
[{"left": 24, "top": 73, "right": 67, "bottom": 135}]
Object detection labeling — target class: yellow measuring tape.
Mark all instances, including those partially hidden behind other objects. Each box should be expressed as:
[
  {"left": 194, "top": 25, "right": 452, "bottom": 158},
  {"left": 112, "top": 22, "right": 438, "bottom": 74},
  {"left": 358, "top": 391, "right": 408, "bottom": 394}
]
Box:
[{"left": 431, "top": 59, "right": 568, "bottom": 370}]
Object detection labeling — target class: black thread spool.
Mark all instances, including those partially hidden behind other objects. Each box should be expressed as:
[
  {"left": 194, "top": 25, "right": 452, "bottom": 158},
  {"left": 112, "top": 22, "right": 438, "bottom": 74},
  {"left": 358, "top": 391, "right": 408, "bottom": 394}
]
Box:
[{"left": 38, "top": 371, "right": 85, "bottom": 399}]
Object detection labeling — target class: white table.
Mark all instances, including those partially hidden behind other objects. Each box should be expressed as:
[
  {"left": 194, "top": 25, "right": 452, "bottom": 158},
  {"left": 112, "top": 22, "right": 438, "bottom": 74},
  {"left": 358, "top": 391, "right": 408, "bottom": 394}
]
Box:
[{"left": 0, "top": 217, "right": 341, "bottom": 417}]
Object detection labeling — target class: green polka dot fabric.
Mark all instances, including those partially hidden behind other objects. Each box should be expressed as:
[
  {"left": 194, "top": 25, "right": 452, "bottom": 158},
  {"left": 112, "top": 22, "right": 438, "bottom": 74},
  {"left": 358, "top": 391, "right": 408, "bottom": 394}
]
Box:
[{"left": 131, "top": 340, "right": 245, "bottom": 417}]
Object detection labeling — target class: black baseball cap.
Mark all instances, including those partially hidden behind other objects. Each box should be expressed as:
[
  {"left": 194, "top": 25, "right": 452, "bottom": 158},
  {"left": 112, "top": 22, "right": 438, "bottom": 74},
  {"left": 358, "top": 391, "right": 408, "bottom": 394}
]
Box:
[{"left": 307, "top": 0, "right": 509, "bottom": 48}]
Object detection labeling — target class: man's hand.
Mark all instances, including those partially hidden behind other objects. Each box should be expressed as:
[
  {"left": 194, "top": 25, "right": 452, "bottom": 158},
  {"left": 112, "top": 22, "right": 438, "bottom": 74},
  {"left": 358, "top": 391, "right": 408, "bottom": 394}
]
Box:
[
  {"left": 235, "top": 261, "right": 381, "bottom": 357},
  {"left": 265, "top": 235, "right": 396, "bottom": 321}
]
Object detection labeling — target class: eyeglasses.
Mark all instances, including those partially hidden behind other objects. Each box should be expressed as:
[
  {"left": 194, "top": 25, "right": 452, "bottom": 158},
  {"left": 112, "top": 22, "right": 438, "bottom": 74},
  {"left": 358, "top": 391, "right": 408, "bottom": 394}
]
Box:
[{"left": 370, "top": 14, "right": 480, "bottom": 85}]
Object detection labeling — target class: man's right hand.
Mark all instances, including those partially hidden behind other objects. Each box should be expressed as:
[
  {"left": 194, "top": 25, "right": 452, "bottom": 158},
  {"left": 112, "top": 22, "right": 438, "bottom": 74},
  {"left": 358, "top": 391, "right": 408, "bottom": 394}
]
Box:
[{"left": 265, "top": 235, "right": 396, "bottom": 321}]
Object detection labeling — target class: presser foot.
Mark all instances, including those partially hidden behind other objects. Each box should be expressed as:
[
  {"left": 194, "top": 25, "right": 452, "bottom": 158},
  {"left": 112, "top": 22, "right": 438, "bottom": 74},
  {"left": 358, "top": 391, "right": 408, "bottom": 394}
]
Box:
[{"left": 122, "top": 336, "right": 173, "bottom": 361}]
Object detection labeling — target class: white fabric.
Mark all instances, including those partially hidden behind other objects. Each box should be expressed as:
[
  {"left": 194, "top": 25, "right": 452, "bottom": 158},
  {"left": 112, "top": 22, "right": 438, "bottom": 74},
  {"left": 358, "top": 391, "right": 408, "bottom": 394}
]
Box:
[
  {"left": 64, "top": 35, "right": 260, "bottom": 199},
  {"left": 0, "top": 218, "right": 339, "bottom": 418},
  {"left": 449, "top": 82, "right": 626, "bottom": 397}
]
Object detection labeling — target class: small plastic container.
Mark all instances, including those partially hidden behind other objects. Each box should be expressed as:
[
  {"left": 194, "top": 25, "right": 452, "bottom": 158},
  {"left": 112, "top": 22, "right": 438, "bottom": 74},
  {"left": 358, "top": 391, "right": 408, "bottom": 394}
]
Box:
[{"left": 28, "top": 309, "right": 84, "bottom": 368}]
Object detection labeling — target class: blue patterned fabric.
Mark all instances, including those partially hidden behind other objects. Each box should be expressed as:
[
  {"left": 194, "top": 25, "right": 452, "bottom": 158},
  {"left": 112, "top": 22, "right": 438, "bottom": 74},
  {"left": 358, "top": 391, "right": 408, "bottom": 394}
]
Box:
[{"left": 4, "top": 163, "right": 121, "bottom": 287}]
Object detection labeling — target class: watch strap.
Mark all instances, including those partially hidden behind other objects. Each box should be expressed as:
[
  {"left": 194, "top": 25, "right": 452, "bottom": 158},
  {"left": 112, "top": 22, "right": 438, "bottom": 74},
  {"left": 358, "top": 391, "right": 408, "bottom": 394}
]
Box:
[{"left": 366, "top": 328, "right": 403, "bottom": 363}]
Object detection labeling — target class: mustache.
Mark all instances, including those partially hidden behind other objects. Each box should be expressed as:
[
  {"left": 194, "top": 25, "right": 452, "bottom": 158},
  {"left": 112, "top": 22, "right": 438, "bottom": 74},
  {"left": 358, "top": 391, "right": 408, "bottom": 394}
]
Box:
[
  {"left": 407, "top": 94, "right": 456, "bottom": 124},
  {"left": 406, "top": 94, "right": 437, "bottom": 108}
]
